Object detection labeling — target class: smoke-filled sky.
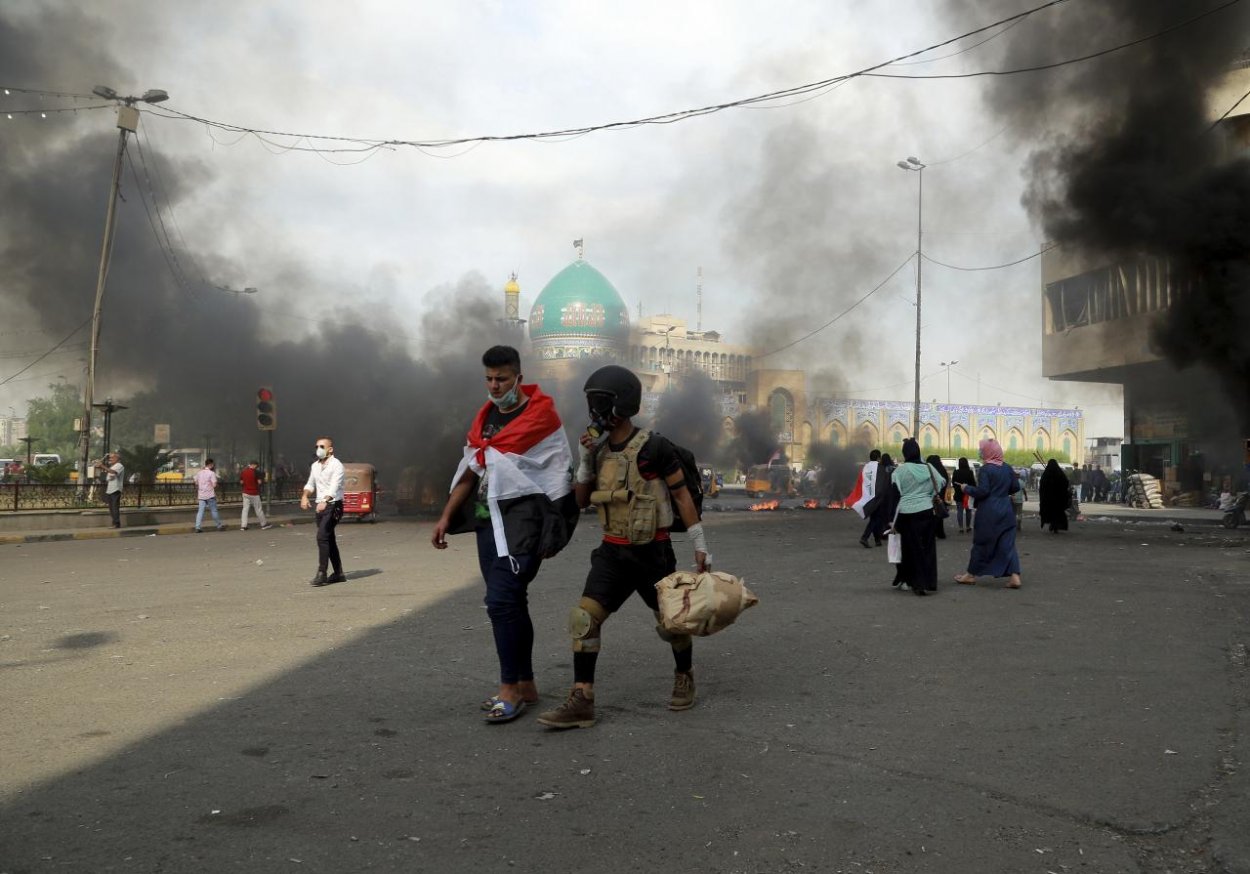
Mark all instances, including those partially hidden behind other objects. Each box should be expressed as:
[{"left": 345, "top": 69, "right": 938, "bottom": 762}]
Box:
[{"left": 3, "top": 0, "right": 1245, "bottom": 452}]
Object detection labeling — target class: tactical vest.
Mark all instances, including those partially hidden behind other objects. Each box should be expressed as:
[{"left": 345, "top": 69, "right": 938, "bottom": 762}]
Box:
[{"left": 590, "top": 429, "right": 673, "bottom": 544}]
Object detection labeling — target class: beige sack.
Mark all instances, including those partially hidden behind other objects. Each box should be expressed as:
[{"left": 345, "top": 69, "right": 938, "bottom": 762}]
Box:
[{"left": 655, "top": 570, "right": 759, "bottom": 637}]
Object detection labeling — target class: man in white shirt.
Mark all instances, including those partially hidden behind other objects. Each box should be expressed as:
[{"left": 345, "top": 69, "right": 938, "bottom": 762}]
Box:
[
  {"left": 104, "top": 452, "right": 124, "bottom": 529},
  {"left": 302, "top": 435, "right": 346, "bottom": 586}
]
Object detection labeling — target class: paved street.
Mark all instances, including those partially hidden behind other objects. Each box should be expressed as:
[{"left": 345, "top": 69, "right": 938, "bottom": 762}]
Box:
[{"left": 2, "top": 510, "right": 1248, "bottom": 873}]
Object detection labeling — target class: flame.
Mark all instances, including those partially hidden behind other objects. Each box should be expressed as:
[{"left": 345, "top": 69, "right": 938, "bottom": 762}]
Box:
[
  {"left": 749, "top": 499, "right": 780, "bottom": 511},
  {"left": 826, "top": 500, "right": 844, "bottom": 509},
  {"left": 803, "top": 499, "right": 820, "bottom": 509}
]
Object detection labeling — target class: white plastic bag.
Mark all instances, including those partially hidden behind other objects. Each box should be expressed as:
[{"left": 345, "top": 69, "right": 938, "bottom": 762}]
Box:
[{"left": 886, "top": 530, "right": 902, "bottom": 563}]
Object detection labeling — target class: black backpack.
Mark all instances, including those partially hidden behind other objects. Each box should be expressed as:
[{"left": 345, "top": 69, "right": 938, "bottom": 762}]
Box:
[{"left": 655, "top": 432, "right": 704, "bottom": 532}]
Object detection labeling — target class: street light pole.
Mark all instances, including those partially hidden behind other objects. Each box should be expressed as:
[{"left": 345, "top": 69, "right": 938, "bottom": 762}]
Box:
[
  {"left": 940, "top": 360, "right": 959, "bottom": 404},
  {"left": 77, "top": 86, "right": 168, "bottom": 492},
  {"left": 897, "top": 156, "right": 925, "bottom": 437}
]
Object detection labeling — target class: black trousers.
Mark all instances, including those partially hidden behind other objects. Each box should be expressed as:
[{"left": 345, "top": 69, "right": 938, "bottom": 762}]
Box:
[
  {"left": 105, "top": 491, "right": 121, "bottom": 527},
  {"left": 316, "top": 503, "right": 344, "bottom": 573}
]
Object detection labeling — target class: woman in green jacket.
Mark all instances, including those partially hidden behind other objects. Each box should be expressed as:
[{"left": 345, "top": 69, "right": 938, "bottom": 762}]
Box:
[{"left": 890, "top": 438, "right": 943, "bottom": 596}]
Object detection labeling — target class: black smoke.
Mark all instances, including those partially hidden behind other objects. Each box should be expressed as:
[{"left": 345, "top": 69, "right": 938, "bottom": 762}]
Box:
[
  {"left": 943, "top": 0, "right": 1250, "bottom": 434},
  {"left": 653, "top": 371, "right": 724, "bottom": 461},
  {"left": 0, "top": 7, "right": 512, "bottom": 493},
  {"left": 728, "top": 409, "right": 779, "bottom": 469}
]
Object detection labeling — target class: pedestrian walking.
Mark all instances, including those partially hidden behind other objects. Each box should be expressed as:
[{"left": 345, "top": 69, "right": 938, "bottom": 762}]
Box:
[
  {"left": 926, "top": 455, "right": 950, "bottom": 539},
  {"left": 868, "top": 453, "right": 897, "bottom": 545},
  {"left": 431, "top": 345, "right": 579, "bottom": 724},
  {"left": 1038, "top": 459, "right": 1071, "bottom": 533},
  {"left": 1012, "top": 470, "right": 1028, "bottom": 531},
  {"left": 302, "top": 437, "right": 346, "bottom": 586},
  {"left": 239, "top": 460, "right": 271, "bottom": 530},
  {"left": 194, "top": 458, "right": 224, "bottom": 532},
  {"left": 851, "top": 449, "right": 881, "bottom": 547},
  {"left": 538, "top": 365, "right": 708, "bottom": 730},
  {"left": 952, "top": 457, "right": 977, "bottom": 533},
  {"left": 954, "top": 439, "right": 1023, "bottom": 589},
  {"left": 889, "top": 439, "right": 942, "bottom": 596},
  {"left": 103, "top": 451, "right": 124, "bottom": 529}
]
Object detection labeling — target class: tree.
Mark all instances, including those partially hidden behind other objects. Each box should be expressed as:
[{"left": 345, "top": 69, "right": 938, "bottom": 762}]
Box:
[
  {"left": 25, "top": 381, "right": 81, "bottom": 460},
  {"left": 25, "top": 461, "right": 73, "bottom": 484},
  {"left": 118, "top": 444, "right": 172, "bottom": 485}
]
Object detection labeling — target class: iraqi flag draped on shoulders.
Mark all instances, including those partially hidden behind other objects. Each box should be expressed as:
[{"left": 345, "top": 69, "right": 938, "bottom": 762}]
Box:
[
  {"left": 450, "top": 384, "right": 578, "bottom": 559},
  {"left": 850, "top": 460, "right": 879, "bottom": 519}
]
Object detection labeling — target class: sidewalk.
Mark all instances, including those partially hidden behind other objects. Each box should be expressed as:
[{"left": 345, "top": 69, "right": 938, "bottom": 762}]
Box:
[{"left": 0, "top": 512, "right": 316, "bottom": 545}]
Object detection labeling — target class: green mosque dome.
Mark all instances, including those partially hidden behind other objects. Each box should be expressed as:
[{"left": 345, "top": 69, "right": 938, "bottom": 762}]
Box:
[{"left": 528, "top": 260, "right": 630, "bottom": 351}]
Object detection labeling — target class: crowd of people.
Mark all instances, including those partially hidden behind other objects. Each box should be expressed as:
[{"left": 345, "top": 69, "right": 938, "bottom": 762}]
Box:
[{"left": 851, "top": 440, "right": 1026, "bottom": 595}]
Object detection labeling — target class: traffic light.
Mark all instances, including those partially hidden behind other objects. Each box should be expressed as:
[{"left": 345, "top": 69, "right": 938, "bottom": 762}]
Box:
[{"left": 256, "top": 386, "right": 277, "bottom": 431}]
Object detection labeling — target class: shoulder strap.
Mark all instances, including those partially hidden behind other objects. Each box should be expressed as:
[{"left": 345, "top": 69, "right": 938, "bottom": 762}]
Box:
[
  {"left": 926, "top": 463, "right": 939, "bottom": 493},
  {"left": 621, "top": 428, "right": 650, "bottom": 462}
]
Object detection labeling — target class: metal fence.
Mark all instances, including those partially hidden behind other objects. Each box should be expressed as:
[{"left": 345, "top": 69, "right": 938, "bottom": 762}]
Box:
[{"left": 0, "top": 481, "right": 307, "bottom": 512}]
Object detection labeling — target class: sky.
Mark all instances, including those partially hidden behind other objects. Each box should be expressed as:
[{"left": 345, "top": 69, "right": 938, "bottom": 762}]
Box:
[{"left": 0, "top": 0, "right": 1171, "bottom": 439}]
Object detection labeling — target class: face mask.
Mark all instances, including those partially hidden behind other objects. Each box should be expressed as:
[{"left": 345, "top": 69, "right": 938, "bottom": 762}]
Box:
[
  {"left": 488, "top": 383, "right": 521, "bottom": 409},
  {"left": 315, "top": 447, "right": 327, "bottom": 459}
]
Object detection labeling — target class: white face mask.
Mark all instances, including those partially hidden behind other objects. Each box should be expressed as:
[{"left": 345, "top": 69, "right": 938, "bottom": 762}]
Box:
[{"left": 315, "top": 446, "right": 328, "bottom": 459}]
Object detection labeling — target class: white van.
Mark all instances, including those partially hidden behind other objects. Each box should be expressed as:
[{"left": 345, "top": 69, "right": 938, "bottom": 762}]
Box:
[{"left": 32, "top": 453, "right": 62, "bottom": 466}]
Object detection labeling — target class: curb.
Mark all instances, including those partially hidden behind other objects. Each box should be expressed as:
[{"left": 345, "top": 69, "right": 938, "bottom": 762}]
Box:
[{"left": 0, "top": 515, "right": 317, "bottom": 546}]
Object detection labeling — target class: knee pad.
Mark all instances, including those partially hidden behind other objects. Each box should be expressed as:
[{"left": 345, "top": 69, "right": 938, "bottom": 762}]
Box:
[
  {"left": 653, "top": 612, "right": 693, "bottom": 652},
  {"left": 569, "top": 597, "right": 609, "bottom": 653}
]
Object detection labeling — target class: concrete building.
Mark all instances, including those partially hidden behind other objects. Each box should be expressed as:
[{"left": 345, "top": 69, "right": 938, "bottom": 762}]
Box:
[
  {"left": 1039, "top": 64, "right": 1250, "bottom": 491},
  {"left": 1, "top": 416, "right": 29, "bottom": 447}
]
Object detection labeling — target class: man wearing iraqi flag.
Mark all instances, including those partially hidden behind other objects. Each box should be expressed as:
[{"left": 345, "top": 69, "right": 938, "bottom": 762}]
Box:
[{"left": 432, "top": 345, "right": 579, "bottom": 724}]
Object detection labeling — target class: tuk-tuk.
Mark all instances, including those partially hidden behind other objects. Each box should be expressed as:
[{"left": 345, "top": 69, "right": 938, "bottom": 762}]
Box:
[
  {"left": 341, "top": 463, "right": 378, "bottom": 522},
  {"left": 745, "top": 463, "right": 794, "bottom": 498},
  {"left": 699, "top": 465, "right": 721, "bottom": 498}
]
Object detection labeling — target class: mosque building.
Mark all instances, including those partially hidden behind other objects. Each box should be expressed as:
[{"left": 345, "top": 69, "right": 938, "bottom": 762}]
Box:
[{"left": 511, "top": 245, "right": 1083, "bottom": 469}]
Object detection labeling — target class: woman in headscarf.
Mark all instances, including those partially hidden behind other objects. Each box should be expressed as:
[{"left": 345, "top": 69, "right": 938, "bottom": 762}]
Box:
[
  {"left": 868, "top": 452, "right": 897, "bottom": 545},
  {"left": 954, "top": 438, "right": 1022, "bottom": 589},
  {"left": 890, "top": 439, "right": 942, "bottom": 596},
  {"left": 1038, "top": 458, "right": 1071, "bottom": 533},
  {"left": 926, "top": 455, "right": 951, "bottom": 539},
  {"left": 952, "top": 457, "right": 977, "bottom": 534}
]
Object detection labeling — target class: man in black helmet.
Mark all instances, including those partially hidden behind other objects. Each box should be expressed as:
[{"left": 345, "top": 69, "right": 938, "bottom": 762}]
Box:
[{"left": 537, "top": 364, "right": 709, "bottom": 730}]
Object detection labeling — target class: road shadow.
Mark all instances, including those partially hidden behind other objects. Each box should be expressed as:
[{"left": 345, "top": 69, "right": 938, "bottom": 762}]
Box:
[{"left": 2, "top": 514, "right": 1247, "bottom": 872}]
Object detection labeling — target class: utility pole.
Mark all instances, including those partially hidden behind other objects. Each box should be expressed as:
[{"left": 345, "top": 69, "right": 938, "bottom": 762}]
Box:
[
  {"left": 897, "top": 156, "right": 925, "bottom": 437},
  {"left": 77, "top": 86, "right": 168, "bottom": 494}
]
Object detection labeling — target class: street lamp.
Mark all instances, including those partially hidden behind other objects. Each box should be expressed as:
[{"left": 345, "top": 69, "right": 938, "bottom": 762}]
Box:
[
  {"left": 897, "top": 156, "right": 925, "bottom": 437},
  {"left": 940, "top": 359, "right": 959, "bottom": 404},
  {"left": 77, "top": 85, "right": 169, "bottom": 491}
]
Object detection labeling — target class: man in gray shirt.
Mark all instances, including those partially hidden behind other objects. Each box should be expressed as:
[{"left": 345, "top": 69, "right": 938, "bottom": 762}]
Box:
[{"left": 104, "top": 451, "right": 124, "bottom": 529}]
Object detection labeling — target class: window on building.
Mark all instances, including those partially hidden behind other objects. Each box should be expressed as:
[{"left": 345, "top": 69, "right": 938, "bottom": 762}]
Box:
[{"left": 953, "top": 434, "right": 962, "bottom": 450}]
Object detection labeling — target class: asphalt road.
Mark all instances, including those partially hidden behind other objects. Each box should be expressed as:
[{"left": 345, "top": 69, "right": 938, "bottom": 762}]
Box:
[{"left": 1, "top": 509, "right": 1248, "bottom": 873}]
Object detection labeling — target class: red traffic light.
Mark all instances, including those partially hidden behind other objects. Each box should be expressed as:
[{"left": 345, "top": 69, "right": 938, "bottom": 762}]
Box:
[{"left": 257, "top": 387, "right": 274, "bottom": 402}]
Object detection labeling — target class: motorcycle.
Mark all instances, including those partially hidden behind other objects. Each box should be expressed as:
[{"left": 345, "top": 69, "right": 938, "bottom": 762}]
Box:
[{"left": 1222, "top": 492, "right": 1249, "bottom": 529}]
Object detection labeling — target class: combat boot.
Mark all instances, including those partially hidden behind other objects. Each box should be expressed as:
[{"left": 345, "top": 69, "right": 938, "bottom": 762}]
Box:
[
  {"left": 669, "top": 670, "right": 696, "bottom": 711},
  {"left": 537, "top": 687, "right": 595, "bottom": 729}
]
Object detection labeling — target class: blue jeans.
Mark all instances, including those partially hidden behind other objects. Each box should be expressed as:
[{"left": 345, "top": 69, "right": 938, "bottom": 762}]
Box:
[
  {"left": 196, "top": 497, "right": 221, "bottom": 529},
  {"left": 476, "top": 527, "right": 542, "bottom": 685},
  {"left": 956, "top": 501, "right": 974, "bottom": 531}
]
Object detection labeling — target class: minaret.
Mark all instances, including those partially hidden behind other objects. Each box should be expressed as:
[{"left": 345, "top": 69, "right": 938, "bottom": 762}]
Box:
[
  {"left": 500, "top": 272, "right": 526, "bottom": 336},
  {"left": 696, "top": 266, "right": 703, "bottom": 333}
]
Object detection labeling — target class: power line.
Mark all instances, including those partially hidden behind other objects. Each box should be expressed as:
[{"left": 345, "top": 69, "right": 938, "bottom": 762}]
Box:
[
  {"left": 755, "top": 253, "right": 916, "bottom": 359},
  {"left": 864, "top": 0, "right": 1242, "bottom": 81},
  {"left": 0, "top": 316, "right": 93, "bottom": 387},
  {"left": 921, "top": 244, "right": 1055, "bottom": 272},
  {"left": 121, "top": 0, "right": 1076, "bottom": 154}
]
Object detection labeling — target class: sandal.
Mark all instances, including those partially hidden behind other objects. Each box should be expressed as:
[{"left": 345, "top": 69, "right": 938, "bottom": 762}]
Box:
[
  {"left": 484, "top": 698, "right": 527, "bottom": 723},
  {"left": 480, "top": 693, "right": 539, "bottom": 711},
  {"left": 954, "top": 574, "right": 977, "bottom": 585}
]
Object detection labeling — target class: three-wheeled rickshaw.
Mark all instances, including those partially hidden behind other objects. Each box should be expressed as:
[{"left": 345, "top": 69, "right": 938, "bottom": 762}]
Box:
[{"left": 341, "top": 462, "right": 378, "bottom": 522}]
